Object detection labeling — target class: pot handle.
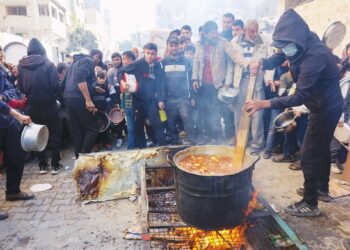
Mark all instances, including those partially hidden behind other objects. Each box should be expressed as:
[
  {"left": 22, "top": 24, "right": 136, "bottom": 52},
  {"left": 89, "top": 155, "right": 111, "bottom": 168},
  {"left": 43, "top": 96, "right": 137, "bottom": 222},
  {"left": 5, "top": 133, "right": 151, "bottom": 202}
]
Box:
[
  {"left": 251, "top": 154, "right": 261, "bottom": 167},
  {"left": 167, "top": 151, "right": 177, "bottom": 167}
]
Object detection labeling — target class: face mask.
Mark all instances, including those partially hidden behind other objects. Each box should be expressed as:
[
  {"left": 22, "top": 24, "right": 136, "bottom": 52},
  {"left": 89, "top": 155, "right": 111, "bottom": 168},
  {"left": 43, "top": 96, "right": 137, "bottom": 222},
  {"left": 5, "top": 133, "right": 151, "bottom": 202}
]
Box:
[{"left": 282, "top": 43, "right": 298, "bottom": 57}]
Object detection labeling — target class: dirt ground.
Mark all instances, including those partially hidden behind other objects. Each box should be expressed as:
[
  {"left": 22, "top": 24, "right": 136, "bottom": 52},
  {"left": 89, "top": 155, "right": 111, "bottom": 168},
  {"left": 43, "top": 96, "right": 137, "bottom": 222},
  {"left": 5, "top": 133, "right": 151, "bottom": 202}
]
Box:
[{"left": 1, "top": 148, "right": 350, "bottom": 249}]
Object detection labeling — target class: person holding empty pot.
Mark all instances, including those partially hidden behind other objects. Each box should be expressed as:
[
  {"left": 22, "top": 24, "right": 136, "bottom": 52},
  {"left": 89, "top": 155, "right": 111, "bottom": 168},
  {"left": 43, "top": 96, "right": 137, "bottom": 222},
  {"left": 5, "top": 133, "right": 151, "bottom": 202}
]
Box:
[
  {"left": 0, "top": 100, "right": 34, "bottom": 220},
  {"left": 17, "top": 38, "right": 63, "bottom": 175},
  {"left": 245, "top": 9, "right": 343, "bottom": 217}
]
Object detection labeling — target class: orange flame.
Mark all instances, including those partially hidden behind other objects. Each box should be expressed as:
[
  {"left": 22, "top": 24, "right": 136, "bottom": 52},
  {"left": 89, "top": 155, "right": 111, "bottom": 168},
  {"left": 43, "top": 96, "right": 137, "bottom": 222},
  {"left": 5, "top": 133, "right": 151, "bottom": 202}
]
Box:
[{"left": 164, "top": 192, "right": 258, "bottom": 249}]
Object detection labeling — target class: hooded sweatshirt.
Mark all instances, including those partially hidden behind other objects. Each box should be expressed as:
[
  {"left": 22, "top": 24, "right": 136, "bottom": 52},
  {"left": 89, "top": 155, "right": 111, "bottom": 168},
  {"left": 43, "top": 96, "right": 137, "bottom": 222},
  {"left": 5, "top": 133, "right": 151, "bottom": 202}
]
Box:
[
  {"left": 64, "top": 54, "right": 96, "bottom": 101},
  {"left": 17, "top": 38, "right": 60, "bottom": 105},
  {"left": 263, "top": 9, "right": 343, "bottom": 113}
]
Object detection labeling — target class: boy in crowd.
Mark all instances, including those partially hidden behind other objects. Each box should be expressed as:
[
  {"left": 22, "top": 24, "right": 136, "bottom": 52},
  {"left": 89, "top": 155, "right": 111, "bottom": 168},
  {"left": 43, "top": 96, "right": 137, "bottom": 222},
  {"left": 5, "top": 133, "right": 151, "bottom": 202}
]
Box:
[
  {"left": 118, "top": 43, "right": 166, "bottom": 148},
  {"left": 232, "top": 19, "right": 244, "bottom": 38},
  {"left": 179, "top": 36, "right": 191, "bottom": 54},
  {"left": 180, "top": 25, "right": 192, "bottom": 40},
  {"left": 184, "top": 44, "right": 196, "bottom": 64},
  {"left": 120, "top": 51, "right": 137, "bottom": 149},
  {"left": 162, "top": 36, "right": 195, "bottom": 145}
]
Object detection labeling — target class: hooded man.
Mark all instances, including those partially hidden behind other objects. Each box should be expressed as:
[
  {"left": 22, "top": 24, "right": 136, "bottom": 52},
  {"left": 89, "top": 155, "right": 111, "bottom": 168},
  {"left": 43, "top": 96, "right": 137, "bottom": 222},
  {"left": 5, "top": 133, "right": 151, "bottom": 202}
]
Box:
[
  {"left": 17, "top": 38, "right": 63, "bottom": 175},
  {"left": 64, "top": 51, "right": 98, "bottom": 158},
  {"left": 245, "top": 9, "right": 343, "bottom": 217}
]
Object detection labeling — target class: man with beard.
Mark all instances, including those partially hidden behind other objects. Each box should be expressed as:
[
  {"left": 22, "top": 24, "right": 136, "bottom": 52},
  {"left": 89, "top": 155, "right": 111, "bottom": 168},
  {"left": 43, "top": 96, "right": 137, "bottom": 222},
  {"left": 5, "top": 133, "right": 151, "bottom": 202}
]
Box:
[{"left": 245, "top": 9, "right": 343, "bottom": 217}]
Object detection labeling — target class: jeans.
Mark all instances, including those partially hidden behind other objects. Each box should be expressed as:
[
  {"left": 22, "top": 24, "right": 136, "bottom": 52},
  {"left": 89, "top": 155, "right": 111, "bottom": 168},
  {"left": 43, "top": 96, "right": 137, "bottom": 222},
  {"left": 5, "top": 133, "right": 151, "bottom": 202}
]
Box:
[
  {"left": 166, "top": 99, "right": 195, "bottom": 144},
  {"left": 126, "top": 108, "right": 136, "bottom": 149},
  {"left": 301, "top": 109, "right": 341, "bottom": 206},
  {"left": 65, "top": 98, "right": 99, "bottom": 158},
  {"left": 29, "top": 103, "right": 61, "bottom": 166},
  {"left": 265, "top": 109, "right": 282, "bottom": 152},
  {"left": 197, "top": 83, "right": 221, "bottom": 140},
  {"left": 233, "top": 77, "right": 265, "bottom": 149},
  {"left": 0, "top": 121, "right": 24, "bottom": 194},
  {"left": 134, "top": 99, "right": 165, "bottom": 148},
  {"left": 221, "top": 102, "right": 235, "bottom": 138}
]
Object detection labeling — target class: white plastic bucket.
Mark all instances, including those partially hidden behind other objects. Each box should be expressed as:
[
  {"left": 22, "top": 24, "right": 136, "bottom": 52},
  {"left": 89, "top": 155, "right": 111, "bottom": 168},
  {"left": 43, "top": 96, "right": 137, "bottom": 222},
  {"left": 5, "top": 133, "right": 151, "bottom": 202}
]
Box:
[{"left": 334, "top": 123, "right": 350, "bottom": 149}]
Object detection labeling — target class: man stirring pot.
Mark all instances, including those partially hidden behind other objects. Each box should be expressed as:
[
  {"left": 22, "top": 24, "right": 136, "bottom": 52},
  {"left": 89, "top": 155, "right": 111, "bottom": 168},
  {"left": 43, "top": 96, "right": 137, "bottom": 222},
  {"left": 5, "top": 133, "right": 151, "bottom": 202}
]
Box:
[{"left": 245, "top": 9, "right": 343, "bottom": 217}]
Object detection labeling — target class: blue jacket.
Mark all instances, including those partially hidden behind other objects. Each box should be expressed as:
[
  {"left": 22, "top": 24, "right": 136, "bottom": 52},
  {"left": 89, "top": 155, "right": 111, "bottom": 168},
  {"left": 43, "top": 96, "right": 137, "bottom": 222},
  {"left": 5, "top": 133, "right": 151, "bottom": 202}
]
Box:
[
  {"left": 0, "top": 65, "right": 16, "bottom": 102},
  {"left": 0, "top": 100, "right": 15, "bottom": 129}
]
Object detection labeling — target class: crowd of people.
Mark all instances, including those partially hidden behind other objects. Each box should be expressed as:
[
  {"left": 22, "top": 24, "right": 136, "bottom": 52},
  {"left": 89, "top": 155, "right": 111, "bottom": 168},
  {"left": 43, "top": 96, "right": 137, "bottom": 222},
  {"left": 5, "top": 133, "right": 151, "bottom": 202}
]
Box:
[{"left": 1, "top": 9, "right": 350, "bottom": 219}]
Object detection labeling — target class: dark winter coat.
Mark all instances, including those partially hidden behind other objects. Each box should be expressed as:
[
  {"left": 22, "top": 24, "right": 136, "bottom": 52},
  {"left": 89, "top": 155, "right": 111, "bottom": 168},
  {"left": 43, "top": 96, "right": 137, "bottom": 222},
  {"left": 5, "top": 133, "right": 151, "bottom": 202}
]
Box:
[
  {"left": 17, "top": 38, "right": 60, "bottom": 105},
  {"left": 64, "top": 54, "right": 96, "bottom": 101},
  {"left": 263, "top": 9, "right": 343, "bottom": 114}
]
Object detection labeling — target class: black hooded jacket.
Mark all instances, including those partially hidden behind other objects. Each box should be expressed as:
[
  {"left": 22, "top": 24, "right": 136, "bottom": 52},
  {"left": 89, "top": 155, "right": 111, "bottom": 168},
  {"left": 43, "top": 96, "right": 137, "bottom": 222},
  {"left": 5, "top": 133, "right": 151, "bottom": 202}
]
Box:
[
  {"left": 64, "top": 54, "right": 96, "bottom": 101},
  {"left": 263, "top": 9, "right": 343, "bottom": 113},
  {"left": 17, "top": 38, "right": 60, "bottom": 105}
]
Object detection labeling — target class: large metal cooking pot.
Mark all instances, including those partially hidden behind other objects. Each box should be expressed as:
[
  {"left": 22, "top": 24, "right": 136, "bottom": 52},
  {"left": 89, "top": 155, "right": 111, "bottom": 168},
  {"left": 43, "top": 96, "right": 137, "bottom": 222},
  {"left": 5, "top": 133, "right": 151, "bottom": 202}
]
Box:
[
  {"left": 169, "top": 145, "right": 259, "bottom": 230},
  {"left": 273, "top": 110, "right": 297, "bottom": 133},
  {"left": 108, "top": 107, "right": 125, "bottom": 124},
  {"left": 21, "top": 123, "right": 49, "bottom": 152}
]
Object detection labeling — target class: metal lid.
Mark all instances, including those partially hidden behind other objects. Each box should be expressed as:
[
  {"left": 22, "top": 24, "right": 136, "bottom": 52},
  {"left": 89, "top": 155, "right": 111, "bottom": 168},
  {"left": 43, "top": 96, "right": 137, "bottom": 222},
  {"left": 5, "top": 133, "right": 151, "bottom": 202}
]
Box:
[{"left": 322, "top": 21, "right": 347, "bottom": 50}]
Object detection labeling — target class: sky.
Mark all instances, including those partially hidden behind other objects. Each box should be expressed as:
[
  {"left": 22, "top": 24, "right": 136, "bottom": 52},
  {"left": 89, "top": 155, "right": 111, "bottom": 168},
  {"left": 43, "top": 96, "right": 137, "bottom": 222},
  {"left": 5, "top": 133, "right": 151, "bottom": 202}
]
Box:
[{"left": 106, "top": 0, "right": 157, "bottom": 40}]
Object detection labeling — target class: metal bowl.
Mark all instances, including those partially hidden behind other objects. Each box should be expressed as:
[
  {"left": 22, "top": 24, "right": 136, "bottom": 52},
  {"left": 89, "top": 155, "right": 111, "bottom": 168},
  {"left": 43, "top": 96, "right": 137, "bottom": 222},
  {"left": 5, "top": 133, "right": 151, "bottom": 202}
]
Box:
[
  {"left": 273, "top": 110, "right": 297, "bottom": 133},
  {"left": 21, "top": 123, "right": 49, "bottom": 152},
  {"left": 217, "top": 87, "right": 238, "bottom": 103},
  {"left": 95, "top": 111, "right": 110, "bottom": 132},
  {"left": 108, "top": 108, "right": 125, "bottom": 124}
]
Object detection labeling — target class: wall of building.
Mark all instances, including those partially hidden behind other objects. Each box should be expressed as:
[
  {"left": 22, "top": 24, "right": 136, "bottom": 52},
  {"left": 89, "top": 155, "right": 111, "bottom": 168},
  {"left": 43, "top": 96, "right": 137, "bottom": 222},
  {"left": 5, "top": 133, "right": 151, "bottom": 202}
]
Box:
[{"left": 278, "top": 0, "right": 350, "bottom": 56}]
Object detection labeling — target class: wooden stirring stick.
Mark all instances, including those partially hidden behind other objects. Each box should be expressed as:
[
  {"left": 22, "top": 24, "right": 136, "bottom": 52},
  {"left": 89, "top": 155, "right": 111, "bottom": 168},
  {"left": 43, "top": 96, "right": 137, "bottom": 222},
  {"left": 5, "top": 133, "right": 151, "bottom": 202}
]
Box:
[{"left": 233, "top": 75, "right": 257, "bottom": 168}]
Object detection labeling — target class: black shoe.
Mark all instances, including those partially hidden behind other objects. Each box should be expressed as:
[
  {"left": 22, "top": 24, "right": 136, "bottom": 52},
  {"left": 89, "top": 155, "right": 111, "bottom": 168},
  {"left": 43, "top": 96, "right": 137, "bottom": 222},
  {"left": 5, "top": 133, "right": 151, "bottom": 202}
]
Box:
[
  {"left": 51, "top": 164, "right": 63, "bottom": 175},
  {"left": 39, "top": 163, "right": 49, "bottom": 175},
  {"left": 263, "top": 150, "right": 271, "bottom": 159},
  {"left": 296, "top": 188, "right": 332, "bottom": 202},
  {"left": 0, "top": 210, "right": 8, "bottom": 220},
  {"left": 250, "top": 148, "right": 261, "bottom": 156},
  {"left": 272, "top": 154, "right": 296, "bottom": 163},
  {"left": 284, "top": 200, "right": 321, "bottom": 217},
  {"left": 6, "top": 191, "right": 35, "bottom": 201}
]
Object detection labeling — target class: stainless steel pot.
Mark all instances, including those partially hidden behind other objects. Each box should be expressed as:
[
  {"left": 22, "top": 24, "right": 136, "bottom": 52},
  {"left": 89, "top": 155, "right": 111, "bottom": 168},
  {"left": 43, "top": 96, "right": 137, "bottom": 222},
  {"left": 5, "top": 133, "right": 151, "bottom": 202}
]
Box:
[
  {"left": 21, "top": 123, "right": 49, "bottom": 152},
  {"left": 273, "top": 110, "right": 297, "bottom": 133},
  {"left": 217, "top": 86, "right": 239, "bottom": 103}
]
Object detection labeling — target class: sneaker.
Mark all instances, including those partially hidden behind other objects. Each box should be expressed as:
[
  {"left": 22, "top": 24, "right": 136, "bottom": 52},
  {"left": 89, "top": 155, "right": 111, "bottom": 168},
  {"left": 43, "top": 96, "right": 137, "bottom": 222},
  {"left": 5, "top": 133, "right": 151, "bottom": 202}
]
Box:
[
  {"left": 51, "top": 164, "right": 63, "bottom": 175},
  {"left": 288, "top": 161, "right": 301, "bottom": 171},
  {"left": 115, "top": 138, "right": 123, "bottom": 148},
  {"left": 263, "top": 150, "right": 271, "bottom": 159},
  {"left": 104, "top": 143, "right": 113, "bottom": 150},
  {"left": 272, "top": 154, "right": 296, "bottom": 163},
  {"left": 0, "top": 210, "right": 8, "bottom": 220},
  {"left": 6, "top": 191, "right": 35, "bottom": 201},
  {"left": 250, "top": 148, "right": 261, "bottom": 156},
  {"left": 331, "top": 163, "right": 342, "bottom": 174},
  {"left": 284, "top": 201, "right": 321, "bottom": 217},
  {"left": 39, "top": 163, "right": 49, "bottom": 175},
  {"left": 296, "top": 188, "right": 332, "bottom": 202}
]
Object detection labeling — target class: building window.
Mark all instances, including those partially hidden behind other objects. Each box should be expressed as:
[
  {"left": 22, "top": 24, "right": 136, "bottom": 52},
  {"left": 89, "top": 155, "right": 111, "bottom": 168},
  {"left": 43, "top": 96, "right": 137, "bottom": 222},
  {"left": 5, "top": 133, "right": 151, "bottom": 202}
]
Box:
[
  {"left": 38, "top": 4, "right": 49, "bottom": 16},
  {"left": 6, "top": 6, "right": 27, "bottom": 16},
  {"left": 51, "top": 6, "right": 57, "bottom": 19},
  {"left": 59, "top": 12, "right": 64, "bottom": 22}
]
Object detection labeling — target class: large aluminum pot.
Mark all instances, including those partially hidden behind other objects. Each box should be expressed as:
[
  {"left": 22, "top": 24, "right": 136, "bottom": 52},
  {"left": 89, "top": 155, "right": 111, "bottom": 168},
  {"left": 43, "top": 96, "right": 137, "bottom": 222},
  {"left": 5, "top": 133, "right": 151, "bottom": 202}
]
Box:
[
  {"left": 21, "top": 123, "right": 49, "bottom": 152},
  {"left": 169, "top": 145, "right": 259, "bottom": 230}
]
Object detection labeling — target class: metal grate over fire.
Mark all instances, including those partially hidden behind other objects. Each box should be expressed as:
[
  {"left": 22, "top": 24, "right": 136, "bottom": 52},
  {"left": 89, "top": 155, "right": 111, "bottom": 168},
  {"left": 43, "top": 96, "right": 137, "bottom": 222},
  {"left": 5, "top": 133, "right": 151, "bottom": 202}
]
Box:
[{"left": 140, "top": 148, "right": 307, "bottom": 250}]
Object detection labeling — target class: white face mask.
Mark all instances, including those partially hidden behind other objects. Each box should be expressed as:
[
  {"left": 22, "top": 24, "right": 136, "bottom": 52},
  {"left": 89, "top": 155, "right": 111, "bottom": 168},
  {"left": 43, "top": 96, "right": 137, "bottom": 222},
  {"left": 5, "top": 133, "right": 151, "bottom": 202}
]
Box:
[{"left": 282, "top": 43, "right": 298, "bottom": 57}]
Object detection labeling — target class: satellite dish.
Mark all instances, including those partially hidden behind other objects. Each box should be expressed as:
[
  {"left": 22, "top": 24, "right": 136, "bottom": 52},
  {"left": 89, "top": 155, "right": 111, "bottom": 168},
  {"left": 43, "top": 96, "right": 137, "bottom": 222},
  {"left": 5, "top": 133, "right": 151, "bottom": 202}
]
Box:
[{"left": 322, "top": 21, "right": 346, "bottom": 50}]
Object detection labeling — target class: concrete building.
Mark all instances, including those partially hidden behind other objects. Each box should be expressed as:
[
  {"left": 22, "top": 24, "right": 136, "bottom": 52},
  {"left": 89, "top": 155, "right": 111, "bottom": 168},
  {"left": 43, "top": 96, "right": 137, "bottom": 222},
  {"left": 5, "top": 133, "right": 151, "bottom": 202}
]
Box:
[
  {"left": 0, "top": 0, "right": 69, "bottom": 63},
  {"left": 67, "top": 0, "right": 85, "bottom": 29},
  {"left": 277, "top": 0, "right": 350, "bottom": 56},
  {"left": 84, "top": 0, "right": 113, "bottom": 58}
]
